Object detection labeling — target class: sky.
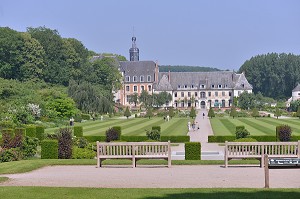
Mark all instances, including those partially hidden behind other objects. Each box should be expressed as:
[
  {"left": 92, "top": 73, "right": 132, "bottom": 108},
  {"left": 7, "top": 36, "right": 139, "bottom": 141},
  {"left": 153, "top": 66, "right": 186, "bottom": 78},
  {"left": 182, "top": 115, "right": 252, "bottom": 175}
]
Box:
[{"left": 1, "top": 0, "right": 300, "bottom": 70}]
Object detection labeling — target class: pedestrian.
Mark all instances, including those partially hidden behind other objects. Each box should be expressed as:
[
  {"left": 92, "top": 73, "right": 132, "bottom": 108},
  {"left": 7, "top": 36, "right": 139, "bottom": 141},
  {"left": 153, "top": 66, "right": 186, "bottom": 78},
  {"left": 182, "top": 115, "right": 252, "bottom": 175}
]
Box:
[
  {"left": 188, "top": 121, "right": 191, "bottom": 131},
  {"left": 203, "top": 113, "right": 205, "bottom": 119},
  {"left": 192, "top": 122, "right": 195, "bottom": 131},
  {"left": 70, "top": 117, "right": 74, "bottom": 126},
  {"left": 163, "top": 116, "right": 166, "bottom": 121}
]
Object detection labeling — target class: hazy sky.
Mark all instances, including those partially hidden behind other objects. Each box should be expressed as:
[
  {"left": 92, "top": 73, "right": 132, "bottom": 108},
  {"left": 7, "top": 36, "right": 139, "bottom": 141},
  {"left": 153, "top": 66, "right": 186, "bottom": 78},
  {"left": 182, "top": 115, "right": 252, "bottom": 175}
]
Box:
[{"left": 1, "top": 0, "right": 299, "bottom": 70}]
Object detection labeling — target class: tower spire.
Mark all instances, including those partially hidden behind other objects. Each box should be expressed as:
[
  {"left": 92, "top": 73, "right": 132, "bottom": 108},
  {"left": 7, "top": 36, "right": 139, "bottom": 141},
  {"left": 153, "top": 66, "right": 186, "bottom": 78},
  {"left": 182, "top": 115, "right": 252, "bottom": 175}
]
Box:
[{"left": 129, "top": 28, "right": 139, "bottom": 61}]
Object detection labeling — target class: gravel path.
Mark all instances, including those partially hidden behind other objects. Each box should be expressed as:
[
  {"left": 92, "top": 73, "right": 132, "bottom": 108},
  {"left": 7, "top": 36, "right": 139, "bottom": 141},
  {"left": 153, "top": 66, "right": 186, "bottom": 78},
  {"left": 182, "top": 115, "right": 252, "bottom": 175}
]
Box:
[{"left": 1, "top": 165, "right": 299, "bottom": 188}]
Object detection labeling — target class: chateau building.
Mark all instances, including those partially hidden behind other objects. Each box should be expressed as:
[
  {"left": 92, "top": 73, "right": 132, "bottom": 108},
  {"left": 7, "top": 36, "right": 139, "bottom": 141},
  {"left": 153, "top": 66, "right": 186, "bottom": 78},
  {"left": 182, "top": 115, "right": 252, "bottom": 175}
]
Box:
[{"left": 115, "top": 36, "right": 252, "bottom": 109}]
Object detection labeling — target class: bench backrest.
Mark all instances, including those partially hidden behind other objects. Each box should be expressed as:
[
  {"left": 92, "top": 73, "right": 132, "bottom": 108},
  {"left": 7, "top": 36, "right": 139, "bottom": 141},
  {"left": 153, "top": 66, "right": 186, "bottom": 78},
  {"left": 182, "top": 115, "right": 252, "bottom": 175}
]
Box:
[
  {"left": 97, "top": 141, "right": 171, "bottom": 157},
  {"left": 225, "top": 141, "right": 300, "bottom": 157}
]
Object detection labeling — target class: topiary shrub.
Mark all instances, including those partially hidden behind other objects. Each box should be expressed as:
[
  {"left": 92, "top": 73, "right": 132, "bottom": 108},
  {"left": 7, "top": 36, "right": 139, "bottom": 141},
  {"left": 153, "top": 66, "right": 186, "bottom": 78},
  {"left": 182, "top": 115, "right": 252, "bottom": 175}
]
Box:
[
  {"left": 112, "top": 126, "right": 122, "bottom": 138},
  {"left": 235, "top": 128, "right": 250, "bottom": 139},
  {"left": 81, "top": 114, "right": 90, "bottom": 120},
  {"left": 106, "top": 127, "right": 120, "bottom": 142},
  {"left": 1, "top": 129, "right": 14, "bottom": 149},
  {"left": 146, "top": 129, "right": 161, "bottom": 141},
  {"left": 277, "top": 125, "right": 292, "bottom": 142},
  {"left": 74, "top": 137, "right": 89, "bottom": 148},
  {"left": 41, "top": 140, "right": 58, "bottom": 159},
  {"left": 12, "top": 128, "right": 25, "bottom": 148},
  {"left": 25, "top": 126, "right": 36, "bottom": 138},
  {"left": 36, "top": 126, "right": 45, "bottom": 141},
  {"left": 0, "top": 148, "right": 23, "bottom": 163},
  {"left": 72, "top": 147, "right": 96, "bottom": 159},
  {"left": 21, "top": 136, "right": 39, "bottom": 158},
  {"left": 74, "top": 126, "right": 83, "bottom": 137},
  {"left": 185, "top": 142, "right": 201, "bottom": 160},
  {"left": 152, "top": 126, "right": 161, "bottom": 132},
  {"left": 58, "top": 127, "right": 73, "bottom": 159}
]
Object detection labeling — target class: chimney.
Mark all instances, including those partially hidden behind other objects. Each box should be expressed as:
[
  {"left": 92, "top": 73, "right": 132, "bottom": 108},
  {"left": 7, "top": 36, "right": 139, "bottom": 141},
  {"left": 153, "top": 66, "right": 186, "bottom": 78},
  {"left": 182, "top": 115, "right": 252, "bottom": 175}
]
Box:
[
  {"left": 168, "top": 70, "right": 171, "bottom": 82},
  {"left": 155, "top": 61, "right": 159, "bottom": 83}
]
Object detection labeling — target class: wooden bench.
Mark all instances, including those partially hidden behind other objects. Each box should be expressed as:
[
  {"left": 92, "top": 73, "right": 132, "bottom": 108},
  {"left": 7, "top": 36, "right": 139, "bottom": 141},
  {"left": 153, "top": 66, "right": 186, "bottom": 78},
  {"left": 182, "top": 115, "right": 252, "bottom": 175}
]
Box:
[
  {"left": 224, "top": 141, "right": 300, "bottom": 168},
  {"left": 96, "top": 141, "right": 171, "bottom": 168}
]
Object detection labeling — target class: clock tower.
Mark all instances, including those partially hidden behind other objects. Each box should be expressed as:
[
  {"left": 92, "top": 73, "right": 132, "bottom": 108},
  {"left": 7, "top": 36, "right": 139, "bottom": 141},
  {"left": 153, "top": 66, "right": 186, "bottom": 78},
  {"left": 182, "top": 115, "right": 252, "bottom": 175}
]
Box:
[{"left": 129, "top": 36, "right": 139, "bottom": 61}]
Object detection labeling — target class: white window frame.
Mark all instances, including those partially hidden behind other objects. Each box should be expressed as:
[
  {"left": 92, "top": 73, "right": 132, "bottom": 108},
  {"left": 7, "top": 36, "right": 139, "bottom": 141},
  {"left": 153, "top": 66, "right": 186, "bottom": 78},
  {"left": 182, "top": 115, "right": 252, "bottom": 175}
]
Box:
[
  {"left": 133, "top": 85, "right": 137, "bottom": 92},
  {"left": 147, "top": 75, "right": 151, "bottom": 82},
  {"left": 140, "top": 76, "right": 144, "bottom": 82},
  {"left": 125, "top": 76, "right": 130, "bottom": 82},
  {"left": 133, "top": 76, "right": 137, "bottom": 82}
]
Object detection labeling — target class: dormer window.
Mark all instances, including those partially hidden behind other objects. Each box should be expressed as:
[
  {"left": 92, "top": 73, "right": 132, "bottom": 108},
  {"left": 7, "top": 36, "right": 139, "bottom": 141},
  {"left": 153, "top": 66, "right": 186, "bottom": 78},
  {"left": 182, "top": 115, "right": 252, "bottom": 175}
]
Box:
[
  {"left": 147, "top": 75, "right": 151, "bottom": 82},
  {"left": 191, "top": 84, "right": 194, "bottom": 88},
  {"left": 133, "top": 76, "right": 137, "bottom": 82},
  {"left": 184, "top": 85, "right": 187, "bottom": 88},
  {"left": 140, "top": 76, "right": 144, "bottom": 82},
  {"left": 224, "top": 84, "right": 228, "bottom": 88},
  {"left": 125, "top": 76, "right": 130, "bottom": 82},
  {"left": 201, "top": 84, "right": 205, "bottom": 89},
  {"left": 218, "top": 85, "right": 222, "bottom": 88},
  {"left": 178, "top": 85, "right": 181, "bottom": 88},
  {"left": 211, "top": 85, "right": 215, "bottom": 88},
  {"left": 242, "top": 83, "right": 245, "bottom": 88}
]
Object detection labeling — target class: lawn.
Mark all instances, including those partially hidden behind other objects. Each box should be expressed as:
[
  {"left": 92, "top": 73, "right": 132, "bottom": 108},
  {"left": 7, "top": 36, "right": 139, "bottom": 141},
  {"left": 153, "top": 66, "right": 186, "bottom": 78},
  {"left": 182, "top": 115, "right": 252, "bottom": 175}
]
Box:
[
  {"left": 45, "top": 117, "right": 190, "bottom": 136},
  {"left": 0, "top": 187, "right": 299, "bottom": 199},
  {"left": 210, "top": 117, "right": 300, "bottom": 136}
]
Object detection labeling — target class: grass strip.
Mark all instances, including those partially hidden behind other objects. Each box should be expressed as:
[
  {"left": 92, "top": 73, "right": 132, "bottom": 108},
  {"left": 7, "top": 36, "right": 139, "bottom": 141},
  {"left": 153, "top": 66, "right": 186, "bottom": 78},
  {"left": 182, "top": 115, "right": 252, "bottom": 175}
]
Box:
[
  {"left": 0, "top": 177, "right": 9, "bottom": 183},
  {"left": 238, "top": 119, "right": 271, "bottom": 135},
  {"left": 219, "top": 119, "right": 236, "bottom": 134},
  {"left": 0, "top": 159, "right": 260, "bottom": 174},
  {"left": 0, "top": 187, "right": 299, "bottom": 199}
]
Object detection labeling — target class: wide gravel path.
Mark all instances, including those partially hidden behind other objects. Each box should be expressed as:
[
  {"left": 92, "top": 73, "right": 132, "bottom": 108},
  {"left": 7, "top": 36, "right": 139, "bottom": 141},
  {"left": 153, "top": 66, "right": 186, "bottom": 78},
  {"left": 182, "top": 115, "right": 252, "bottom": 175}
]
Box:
[{"left": 1, "top": 165, "right": 299, "bottom": 188}]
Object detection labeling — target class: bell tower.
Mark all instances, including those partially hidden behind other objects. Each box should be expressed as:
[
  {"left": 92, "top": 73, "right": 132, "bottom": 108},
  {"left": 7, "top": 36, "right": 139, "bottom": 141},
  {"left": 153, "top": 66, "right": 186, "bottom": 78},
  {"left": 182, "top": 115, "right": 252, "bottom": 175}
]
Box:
[{"left": 129, "top": 35, "right": 139, "bottom": 61}]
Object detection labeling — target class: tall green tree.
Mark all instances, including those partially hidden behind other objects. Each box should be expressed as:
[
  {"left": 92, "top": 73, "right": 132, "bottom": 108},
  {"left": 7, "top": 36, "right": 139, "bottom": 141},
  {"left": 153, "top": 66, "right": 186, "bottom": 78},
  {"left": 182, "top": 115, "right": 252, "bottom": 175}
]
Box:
[
  {"left": 251, "top": 108, "right": 259, "bottom": 119},
  {"left": 139, "top": 90, "right": 152, "bottom": 108},
  {"left": 230, "top": 106, "right": 237, "bottom": 119},
  {"left": 238, "top": 92, "right": 256, "bottom": 110},
  {"left": 168, "top": 107, "right": 175, "bottom": 118},
  {"left": 128, "top": 93, "right": 139, "bottom": 107},
  {"left": 296, "top": 106, "right": 300, "bottom": 119},
  {"left": 274, "top": 107, "right": 281, "bottom": 119},
  {"left": 189, "top": 106, "right": 196, "bottom": 119},
  {"left": 208, "top": 107, "right": 215, "bottom": 118},
  {"left": 124, "top": 107, "right": 131, "bottom": 119},
  {"left": 145, "top": 108, "right": 153, "bottom": 119}
]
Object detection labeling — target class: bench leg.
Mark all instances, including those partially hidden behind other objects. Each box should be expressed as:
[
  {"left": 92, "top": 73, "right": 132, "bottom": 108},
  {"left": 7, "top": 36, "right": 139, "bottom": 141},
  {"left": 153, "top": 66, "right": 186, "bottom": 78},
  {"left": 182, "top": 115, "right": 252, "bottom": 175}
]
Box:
[
  {"left": 132, "top": 157, "right": 136, "bottom": 168},
  {"left": 168, "top": 158, "right": 171, "bottom": 168}
]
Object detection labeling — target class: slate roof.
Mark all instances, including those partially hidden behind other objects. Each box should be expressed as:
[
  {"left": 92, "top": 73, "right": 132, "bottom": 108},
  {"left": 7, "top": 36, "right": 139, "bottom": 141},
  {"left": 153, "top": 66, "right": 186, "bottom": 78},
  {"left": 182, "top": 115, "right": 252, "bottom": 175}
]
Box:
[
  {"left": 119, "top": 61, "right": 156, "bottom": 83},
  {"left": 155, "top": 74, "right": 173, "bottom": 91},
  {"left": 233, "top": 73, "right": 253, "bottom": 90},
  {"left": 292, "top": 83, "right": 300, "bottom": 92}
]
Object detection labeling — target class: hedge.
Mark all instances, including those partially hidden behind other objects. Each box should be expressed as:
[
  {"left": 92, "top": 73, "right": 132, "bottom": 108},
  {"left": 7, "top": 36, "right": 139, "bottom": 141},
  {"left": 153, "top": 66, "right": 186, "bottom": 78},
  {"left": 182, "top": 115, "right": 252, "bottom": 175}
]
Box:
[
  {"left": 36, "top": 126, "right": 45, "bottom": 141},
  {"left": 14, "top": 128, "right": 25, "bottom": 138},
  {"left": 121, "top": 136, "right": 148, "bottom": 142},
  {"left": 161, "top": 136, "right": 190, "bottom": 143},
  {"left": 25, "top": 126, "right": 36, "bottom": 138},
  {"left": 112, "top": 126, "right": 122, "bottom": 139},
  {"left": 152, "top": 126, "right": 161, "bottom": 132},
  {"left": 41, "top": 140, "right": 58, "bottom": 159},
  {"left": 1, "top": 129, "right": 14, "bottom": 148},
  {"left": 208, "top": 135, "right": 300, "bottom": 143},
  {"left": 185, "top": 142, "right": 201, "bottom": 160},
  {"left": 84, "top": 136, "right": 106, "bottom": 142},
  {"left": 81, "top": 114, "right": 90, "bottom": 120},
  {"left": 74, "top": 126, "right": 83, "bottom": 137}
]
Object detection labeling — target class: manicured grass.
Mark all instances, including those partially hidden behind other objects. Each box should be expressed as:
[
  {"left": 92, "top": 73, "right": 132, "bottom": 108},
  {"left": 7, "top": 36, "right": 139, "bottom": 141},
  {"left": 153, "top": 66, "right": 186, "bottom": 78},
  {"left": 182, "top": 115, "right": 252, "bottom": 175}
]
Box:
[
  {"left": 0, "top": 159, "right": 260, "bottom": 174},
  {"left": 0, "top": 187, "right": 299, "bottom": 199},
  {"left": 0, "top": 177, "right": 9, "bottom": 183},
  {"left": 45, "top": 117, "right": 190, "bottom": 136},
  {"left": 211, "top": 117, "right": 300, "bottom": 136}
]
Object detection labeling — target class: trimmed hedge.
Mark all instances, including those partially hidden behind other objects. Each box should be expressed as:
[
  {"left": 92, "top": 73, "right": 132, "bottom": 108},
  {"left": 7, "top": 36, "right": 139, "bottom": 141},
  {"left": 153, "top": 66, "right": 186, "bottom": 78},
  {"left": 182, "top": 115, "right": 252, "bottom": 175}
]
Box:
[
  {"left": 81, "top": 114, "right": 90, "bottom": 120},
  {"left": 36, "top": 126, "right": 45, "bottom": 141},
  {"left": 1, "top": 129, "right": 14, "bottom": 148},
  {"left": 161, "top": 136, "right": 190, "bottom": 143},
  {"left": 152, "top": 126, "right": 161, "bottom": 132},
  {"left": 208, "top": 135, "right": 300, "bottom": 143},
  {"left": 112, "top": 126, "right": 122, "bottom": 138},
  {"left": 25, "top": 126, "right": 36, "bottom": 138},
  {"left": 84, "top": 136, "right": 106, "bottom": 142},
  {"left": 121, "top": 136, "right": 148, "bottom": 142},
  {"left": 185, "top": 142, "right": 201, "bottom": 160},
  {"left": 41, "top": 140, "right": 58, "bottom": 159},
  {"left": 74, "top": 126, "right": 83, "bottom": 137}
]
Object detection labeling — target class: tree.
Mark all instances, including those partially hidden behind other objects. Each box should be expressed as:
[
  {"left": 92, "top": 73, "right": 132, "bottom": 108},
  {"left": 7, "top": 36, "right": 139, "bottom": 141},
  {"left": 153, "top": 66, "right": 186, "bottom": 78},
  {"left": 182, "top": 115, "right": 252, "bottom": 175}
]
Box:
[
  {"left": 296, "top": 106, "right": 300, "bottom": 119},
  {"left": 190, "top": 95, "right": 195, "bottom": 107},
  {"left": 251, "top": 108, "right": 259, "bottom": 119},
  {"left": 139, "top": 90, "right": 152, "bottom": 108},
  {"left": 168, "top": 107, "right": 175, "bottom": 118},
  {"left": 155, "top": 91, "right": 172, "bottom": 107},
  {"left": 238, "top": 92, "right": 256, "bottom": 110},
  {"left": 274, "top": 107, "right": 281, "bottom": 119},
  {"left": 128, "top": 93, "right": 138, "bottom": 107},
  {"left": 208, "top": 107, "right": 215, "bottom": 118},
  {"left": 124, "top": 107, "right": 131, "bottom": 119},
  {"left": 230, "top": 106, "right": 237, "bottom": 119},
  {"left": 290, "top": 100, "right": 300, "bottom": 112},
  {"left": 190, "top": 106, "right": 196, "bottom": 119},
  {"left": 145, "top": 108, "right": 153, "bottom": 119}
]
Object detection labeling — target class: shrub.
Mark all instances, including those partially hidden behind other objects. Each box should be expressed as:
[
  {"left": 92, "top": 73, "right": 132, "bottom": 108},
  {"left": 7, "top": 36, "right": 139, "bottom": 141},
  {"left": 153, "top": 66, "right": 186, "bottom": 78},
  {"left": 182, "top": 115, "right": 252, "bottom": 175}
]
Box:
[
  {"left": 208, "top": 136, "right": 236, "bottom": 142},
  {"left": 1, "top": 129, "right": 14, "bottom": 148},
  {"left": 185, "top": 142, "right": 201, "bottom": 160},
  {"left": 74, "top": 126, "right": 83, "bottom": 137},
  {"left": 235, "top": 128, "right": 250, "bottom": 139},
  {"left": 0, "top": 120, "right": 16, "bottom": 130},
  {"left": 81, "top": 114, "right": 90, "bottom": 120},
  {"left": 208, "top": 108, "right": 215, "bottom": 118},
  {"left": 106, "top": 128, "right": 120, "bottom": 142},
  {"left": 145, "top": 108, "right": 153, "bottom": 119},
  {"left": 36, "top": 126, "right": 45, "bottom": 141},
  {"left": 161, "top": 136, "right": 190, "bottom": 143},
  {"left": 236, "top": 126, "right": 245, "bottom": 132},
  {"left": 124, "top": 107, "right": 131, "bottom": 119},
  {"left": 25, "top": 126, "right": 36, "bottom": 138},
  {"left": 84, "top": 136, "right": 106, "bottom": 142},
  {"left": 41, "top": 140, "right": 58, "bottom": 159},
  {"left": 190, "top": 106, "right": 196, "bottom": 119},
  {"left": 152, "top": 126, "right": 161, "bottom": 132},
  {"left": 146, "top": 129, "right": 161, "bottom": 141},
  {"left": 277, "top": 125, "right": 292, "bottom": 142},
  {"left": 12, "top": 128, "right": 25, "bottom": 148},
  {"left": 0, "top": 148, "right": 22, "bottom": 163},
  {"left": 233, "top": 138, "right": 258, "bottom": 142},
  {"left": 112, "top": 126, "right": 122, "bottom": 138},
  {"left": 72, "top": 147, "right": 96, "bottom": 159},
  {"left": 74, "top": 114, "right": 82, "bottom": 122},
  {"left": 121, "top": 136, "right": 148, "bottom": 142},
  {"left": 74, "top": 137, "right": 88, "bottom": 148},
  {"left": 21, "top": 136, "right": 39, "bottom": 158},
  {"left": 58, "top": 127, "right": 73, "bottom": 159}
]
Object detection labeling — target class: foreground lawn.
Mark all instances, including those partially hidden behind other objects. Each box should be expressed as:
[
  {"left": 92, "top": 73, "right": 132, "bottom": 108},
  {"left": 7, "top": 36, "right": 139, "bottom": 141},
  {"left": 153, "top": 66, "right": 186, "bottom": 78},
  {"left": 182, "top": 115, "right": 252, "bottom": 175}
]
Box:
[
  {"left": 210, "top": 117, "right": 300, "bottom": 136},
  {"left": 45, "top": 117, "right": 190, "bottom": 136},
  {"left": 0, "top": 159, "right": 260, "bottom": 174},
  {"left": 0, "top": 187, "right": 299, "bottom": 199}
]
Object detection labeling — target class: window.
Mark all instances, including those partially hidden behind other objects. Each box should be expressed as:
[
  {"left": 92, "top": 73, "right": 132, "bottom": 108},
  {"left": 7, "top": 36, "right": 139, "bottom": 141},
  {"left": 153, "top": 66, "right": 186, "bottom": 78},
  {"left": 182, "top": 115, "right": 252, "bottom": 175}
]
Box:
[
  {"left": 174, "top": 92, "right": 177, "bottom": 97},
  {"left": 126, "top": 95, "right": 130, "bottom": 102},
  {"left": 126, "top": 86, "right": 129, "bottom": 91},
  {"left": 218, "top": 84, "right": 222, "bottom": 88},
  {"left": 133, "top": 76, "right": 137, "bottom": 82},
  {"left": 181, "top": 92, "right": 184, "bottom": 97},
  {"left": 134, "top": 86, "right": 137, "bottom": 92},
  {"left": 184, "top": 85, "right": 187, "bottom": 88},
  {"left": 238, "top": 91, "right": 241, "bottom": 95},
  {"left": 241, "top": 84, "right": 245, "bottom": 88},
  {"left": 200, "top": 92, "right": 205, "bottom": 98},
  {"left": 147, "top": 75, "right": 151, "bottom": 82},
  {"left": 195, "top": 92, "right": 197, "bottom": 97},
  {"left": 141, "top": 86, "right": 144, "bottom": 91},
  {"left": 208, "top": 92, "right": 211, "bottom": 97},
  {"left": 140, "top": 76, "right": 144, "bottom": 82},
  {"left": 201, "top": 84, "right": 205, "bottom": 89},
  {"left": 229, "top": 92, "right": 232, "bottom": 96},
  {"left": 215, "top": 92, "right": 218, "bottom": 97},
  {"left": 224, "top": 84, "right": 228, "bottom": 88},
  {"left": 125, "top": 76, "right": 130, "bottom": 82},
  {"left": 191, "top": 84, "right": 194, "bottom": 88},
  {"left": 188, "top": 92, "right": 191, "bottom": 97},
  {"left": 148, "top": 85, "right": 151, "bottom": 91},
  {"left": 298, "top": 93, "right": 300, "bottom": 96},
  {"left": 222, "top": 91, "right": 225, "bottom": 96},
  {"left": 211, "top": 85, "right": 215, "bottom": 88},
  {"left": 178, "top": 85, "right": 181, "bottom": 89}
]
